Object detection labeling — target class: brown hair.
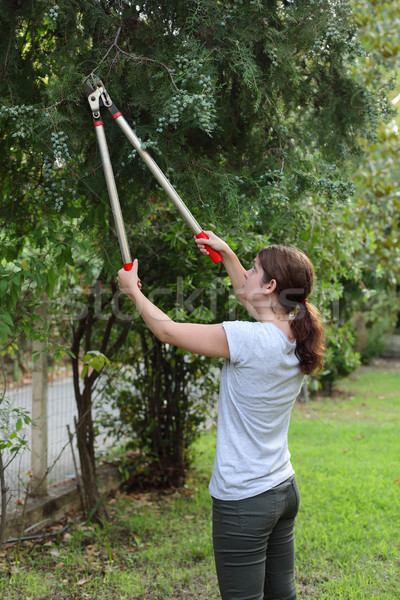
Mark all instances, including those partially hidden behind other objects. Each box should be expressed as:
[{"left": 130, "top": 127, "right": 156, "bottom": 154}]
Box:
[{"left": 258, "top": 245, "right": 325, "bottom": 374}]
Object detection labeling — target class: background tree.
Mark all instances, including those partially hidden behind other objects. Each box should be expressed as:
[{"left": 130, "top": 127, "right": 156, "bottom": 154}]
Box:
[{"left": 344, "top": 0, "right": 400, "bottom": 362}]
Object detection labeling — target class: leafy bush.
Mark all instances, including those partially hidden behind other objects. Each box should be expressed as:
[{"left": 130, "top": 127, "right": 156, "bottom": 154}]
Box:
[{"left": 317, "top": 325, "right": 361, "bottom": 394}]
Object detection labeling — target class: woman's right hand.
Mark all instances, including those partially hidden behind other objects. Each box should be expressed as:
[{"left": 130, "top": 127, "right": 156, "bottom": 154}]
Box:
[{"left": 194, "top": 231, "right": 230, "bottom": 257}]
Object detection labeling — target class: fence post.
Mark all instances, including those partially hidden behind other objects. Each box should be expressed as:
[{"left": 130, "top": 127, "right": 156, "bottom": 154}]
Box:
[{"left": 31, "top": 295, "right": 48, "bottom": 496}]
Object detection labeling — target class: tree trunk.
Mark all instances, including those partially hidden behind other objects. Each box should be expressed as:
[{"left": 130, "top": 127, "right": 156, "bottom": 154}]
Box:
[
  {"left": 69, "top": 282, "right": 131, "bottom": 522},
  {"left": 71, "top": 312, "right": 108, "bottom": 525},
  {"left": 75, "top": 385, "right": 108, "bottom": 523}
]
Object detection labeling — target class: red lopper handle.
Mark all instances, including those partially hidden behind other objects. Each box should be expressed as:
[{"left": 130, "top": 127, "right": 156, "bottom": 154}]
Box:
[{"left": 195, "top": 232, "right": 223, "bottom": 264}]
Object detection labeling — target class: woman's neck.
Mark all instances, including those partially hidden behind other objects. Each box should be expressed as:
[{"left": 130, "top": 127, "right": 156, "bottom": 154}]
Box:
[{"left": 255, "top": 304, "right": 289, "bottom": 323}]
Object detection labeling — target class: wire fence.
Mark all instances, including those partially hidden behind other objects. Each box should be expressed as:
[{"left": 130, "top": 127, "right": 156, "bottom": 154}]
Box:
[
  {"left": 1, "top": 355, "right": 219, "bottom": 514},
  {"left": 2, "top": 374, "right": 118, "bottom": 503}
]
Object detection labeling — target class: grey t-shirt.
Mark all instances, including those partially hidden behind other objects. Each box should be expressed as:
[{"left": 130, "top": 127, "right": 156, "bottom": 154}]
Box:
[{"left": 209, "top": 320, "right": 304, "bottom": 501}]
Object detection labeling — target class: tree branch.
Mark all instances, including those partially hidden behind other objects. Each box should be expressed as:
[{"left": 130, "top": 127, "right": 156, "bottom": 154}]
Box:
[
  {"left": 115, "top": 45, "right": 181, "bottom": 92},
  {"left": 84, "top": 26, "right": 122, "bottom": 82}
]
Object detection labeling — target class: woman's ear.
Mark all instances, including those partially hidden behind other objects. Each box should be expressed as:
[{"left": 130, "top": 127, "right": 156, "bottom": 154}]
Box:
[{"left": 263, "top": 278, "right": 277, "bottom": 295}]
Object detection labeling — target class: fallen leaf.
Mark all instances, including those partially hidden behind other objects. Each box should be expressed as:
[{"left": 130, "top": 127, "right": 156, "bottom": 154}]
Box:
[
  {"left": 77, "top": 578, "right": 88, "bottom": 586},
  {"left": 355, "top": 435, "right": 364, "bottom": 441},
  {"left": 394, "top": 479, "right": 400, "bottom": 486},
  {"left": 378, "top": 396, "right": 385, "bottom": 400},
  {"left": 343, "top": 448, "right": 350, "bottom": 453}
]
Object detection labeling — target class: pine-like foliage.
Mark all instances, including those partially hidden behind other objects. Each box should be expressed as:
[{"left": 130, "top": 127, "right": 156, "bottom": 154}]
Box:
[{"left": 0, "top": 0, "right": 390, "bottom": 259}]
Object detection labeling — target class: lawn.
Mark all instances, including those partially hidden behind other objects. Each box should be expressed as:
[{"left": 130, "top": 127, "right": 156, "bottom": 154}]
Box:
[
  {"left": 1, "top": 363, "right": 399, "bottom": 599},
  {"left": 290, "top": 363, "right": 400, "bottom": 599}
]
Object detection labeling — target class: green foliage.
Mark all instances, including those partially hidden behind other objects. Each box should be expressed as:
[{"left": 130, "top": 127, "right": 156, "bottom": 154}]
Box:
[
  {"left": 318, "top": 325, "right": 361, "bottom": 393},
  {"left": 0, "top": 401, "right": 32, "bottom": 454},
  {"left": 81, "top": 351, "right": 110, "bottom": 380},
  {"left": 335, "top": 0, "right": 400, "bottom": 364},
  {"left": 99, "top": 348, "right": 219, "bottom": 487},
  {"left": 1, "top": 0, "right": 387, "bottom": 237}
]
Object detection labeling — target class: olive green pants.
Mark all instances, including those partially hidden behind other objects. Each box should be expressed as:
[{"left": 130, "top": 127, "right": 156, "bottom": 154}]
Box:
[{"left": 212, "top": 476, "right": 299, "bottom": 600}]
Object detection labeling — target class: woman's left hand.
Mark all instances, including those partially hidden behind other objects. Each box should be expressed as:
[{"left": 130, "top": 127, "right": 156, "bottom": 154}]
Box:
[{"left": 117, "top": 259, "right": 142, "bottom": 296}]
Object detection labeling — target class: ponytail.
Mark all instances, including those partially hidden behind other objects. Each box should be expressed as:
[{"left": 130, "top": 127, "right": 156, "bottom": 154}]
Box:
[
  {"left": 258, "top": 245, "right": 326, "bottom": 375},
  {"left": 290, "top": 302, "right": 325, "bottom": 374}
]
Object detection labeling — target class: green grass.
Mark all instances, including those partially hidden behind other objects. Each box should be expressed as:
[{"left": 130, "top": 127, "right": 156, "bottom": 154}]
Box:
[
  {"left": 290, "top": 365, "right": 400, "bottom": 599},
  {"left": 1, "top": 364, "right": 399, "bottom": 599}
]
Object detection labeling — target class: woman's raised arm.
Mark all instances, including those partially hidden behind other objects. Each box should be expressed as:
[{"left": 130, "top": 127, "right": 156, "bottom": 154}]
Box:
[{"left": 117, "top": 260, "right": 230, "bottom": 358}]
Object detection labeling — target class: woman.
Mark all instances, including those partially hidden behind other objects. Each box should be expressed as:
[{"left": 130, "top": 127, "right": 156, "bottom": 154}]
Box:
[{"left": 117, "top": 231, "right": 325, "bottom": 600}]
